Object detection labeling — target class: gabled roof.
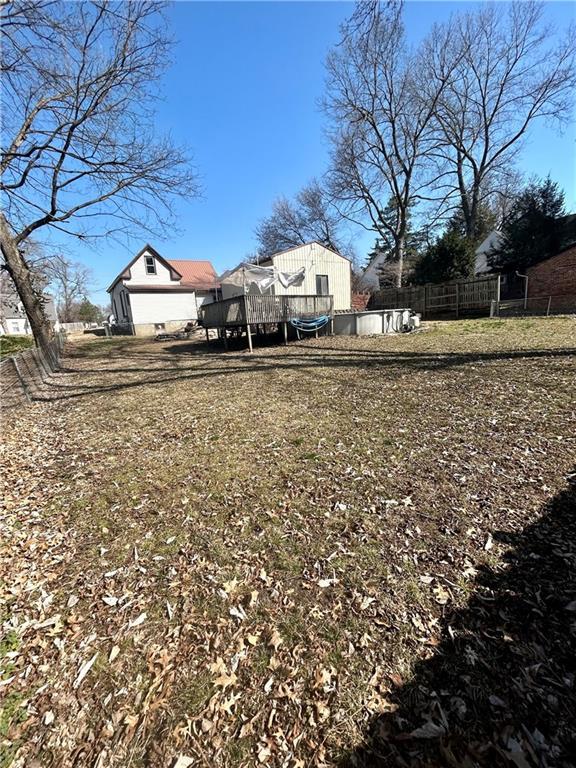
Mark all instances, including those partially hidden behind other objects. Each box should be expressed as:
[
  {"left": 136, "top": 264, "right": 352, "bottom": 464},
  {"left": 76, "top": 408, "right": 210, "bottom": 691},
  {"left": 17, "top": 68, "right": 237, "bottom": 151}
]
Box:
[
  {"left": 107, "top": 244, "right": 219, "bottom": 292},
  {"left": 219, "top": 241, "right": 350, "bottom": 280},
  {"left": 262, "top": 240, "right": 351, "bottom": 264}
]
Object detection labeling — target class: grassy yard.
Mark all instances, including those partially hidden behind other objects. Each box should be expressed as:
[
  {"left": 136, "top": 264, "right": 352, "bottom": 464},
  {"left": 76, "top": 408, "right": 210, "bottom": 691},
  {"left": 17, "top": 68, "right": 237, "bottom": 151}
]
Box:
[
  {"left": 1, "top": 317, "right": 575, "bottom": 768},
  {"left": 0, "top": 334, "right": 33, "bottom": 360}
]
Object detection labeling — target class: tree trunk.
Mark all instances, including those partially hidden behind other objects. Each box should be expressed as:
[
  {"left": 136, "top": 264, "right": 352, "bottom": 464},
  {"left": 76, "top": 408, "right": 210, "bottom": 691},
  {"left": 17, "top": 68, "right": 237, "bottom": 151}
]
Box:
[
  {"left": 0, "top": 213, "right": 57, "bottom": 368},
  {"left": 395, "top": 233, "right": 406, "bottom": 288}
]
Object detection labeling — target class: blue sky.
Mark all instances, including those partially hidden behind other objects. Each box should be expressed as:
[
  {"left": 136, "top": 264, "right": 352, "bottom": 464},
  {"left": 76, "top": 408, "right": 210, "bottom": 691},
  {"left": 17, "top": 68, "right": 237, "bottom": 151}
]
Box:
[{"left": 55, "top": 1, "right": 575, "bottom": 305}]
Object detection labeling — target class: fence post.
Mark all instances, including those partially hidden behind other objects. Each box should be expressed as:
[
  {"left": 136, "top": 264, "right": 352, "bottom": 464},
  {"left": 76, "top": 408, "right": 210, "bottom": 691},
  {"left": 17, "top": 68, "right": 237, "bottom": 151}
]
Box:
[{"left": 11, "top": 356, "right": 31, "bottom": 403}]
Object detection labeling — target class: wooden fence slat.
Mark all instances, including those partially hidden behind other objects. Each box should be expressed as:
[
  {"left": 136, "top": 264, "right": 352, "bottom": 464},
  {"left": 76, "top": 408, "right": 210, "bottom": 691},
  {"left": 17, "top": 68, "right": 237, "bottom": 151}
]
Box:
[{"left": 370, "top": 275, "right": 499, "bottom": 316}]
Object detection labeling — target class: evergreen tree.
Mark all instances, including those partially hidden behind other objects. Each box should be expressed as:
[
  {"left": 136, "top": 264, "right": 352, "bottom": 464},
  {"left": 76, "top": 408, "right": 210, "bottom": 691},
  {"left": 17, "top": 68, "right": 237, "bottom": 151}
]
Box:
[
  {"left": 489, "top": 178, "right": 566, "bottom": 272},
  {"left": 76, "top": 297, "right": 103, "bottom": 324},
  {"left": 412, "top": 231, "right": 475, "bottom": 285}
]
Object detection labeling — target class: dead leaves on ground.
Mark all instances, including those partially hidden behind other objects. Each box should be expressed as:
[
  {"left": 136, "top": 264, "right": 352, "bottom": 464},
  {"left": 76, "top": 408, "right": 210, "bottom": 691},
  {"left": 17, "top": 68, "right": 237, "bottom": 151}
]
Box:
[{"left": 1, "top": 319, "right": 575, "bottom": 767}]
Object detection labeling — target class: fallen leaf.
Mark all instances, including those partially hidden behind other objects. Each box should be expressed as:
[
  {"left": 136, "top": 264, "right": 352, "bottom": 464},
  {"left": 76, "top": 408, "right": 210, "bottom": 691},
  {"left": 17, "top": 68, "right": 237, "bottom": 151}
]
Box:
[
  {"left": 102, "top": 595, "right": 118, "bottom": 607},
  {"left": 214, "top": 671, "right": 238, "bottom": 690},
  {"left": 109, "top": 645, "right": 120, "bottom": 663},
  {"left": 43, "top": 710, "right": 55, "bottom": 725},
  {"left": 173, "top": 757, "right": 195, "bottom": 768},
  {"left": 74, "top": 652, "right": 99, "bottom": 689},
  {"left": 269, "top": 629, "right": 283, "bottom": 650}
]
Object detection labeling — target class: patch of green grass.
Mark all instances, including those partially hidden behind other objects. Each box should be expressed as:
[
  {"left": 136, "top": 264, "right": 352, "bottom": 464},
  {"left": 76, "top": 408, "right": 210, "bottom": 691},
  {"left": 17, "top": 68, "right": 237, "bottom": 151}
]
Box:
[
  {"left": 0, "top": 631, "right": 19, "bottom": 659},
  {"left": 0, "top": 691, "right": 25, "bottom": 738},
  {"left": 0, "top": 335, "right": 33, "bottom": 359}
]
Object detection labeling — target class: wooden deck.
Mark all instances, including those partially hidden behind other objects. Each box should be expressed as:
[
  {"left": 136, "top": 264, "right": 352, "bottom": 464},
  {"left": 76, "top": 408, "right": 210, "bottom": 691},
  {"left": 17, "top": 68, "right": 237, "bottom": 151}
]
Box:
[
  {"left": 199, "top": 294, "right": 334, "bottom": 329},
  {"left": 198, "top": 294, "right": 334, "bottom": 352}
]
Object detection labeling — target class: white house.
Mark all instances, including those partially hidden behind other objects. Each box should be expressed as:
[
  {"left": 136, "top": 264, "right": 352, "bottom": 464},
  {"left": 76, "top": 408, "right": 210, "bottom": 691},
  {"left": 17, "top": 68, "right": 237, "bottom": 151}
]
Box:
[
  {"left": 219, "top": 242, "right": 352, "bottom": 311},
  {"left": 0, "top": 273, "right": 57, "bottom": 335},
  {"left": 107, "top": 245, "right": 219, "bottom": 336},
  {"left": 361, "top": 249, "right": 390, "bottom": 290},
  {"left": 474, "top": 231, "right": 503, "bottom": 275}
]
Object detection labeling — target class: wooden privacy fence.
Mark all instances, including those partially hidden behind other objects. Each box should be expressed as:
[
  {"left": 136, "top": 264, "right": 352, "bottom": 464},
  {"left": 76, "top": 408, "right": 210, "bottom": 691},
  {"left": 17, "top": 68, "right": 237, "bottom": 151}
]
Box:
[
  {"left": 370, "top": 275, "right": 500, "bottom": 317},
  {"left": 0, "top": 333, "right": 65, "bottom": 410}
]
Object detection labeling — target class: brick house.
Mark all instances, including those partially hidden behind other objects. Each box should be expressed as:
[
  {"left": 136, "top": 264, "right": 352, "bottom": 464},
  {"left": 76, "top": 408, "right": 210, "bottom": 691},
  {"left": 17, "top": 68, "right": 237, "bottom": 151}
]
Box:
[{"left": 526, "top": 242, "right": 576, "bottom": 311}]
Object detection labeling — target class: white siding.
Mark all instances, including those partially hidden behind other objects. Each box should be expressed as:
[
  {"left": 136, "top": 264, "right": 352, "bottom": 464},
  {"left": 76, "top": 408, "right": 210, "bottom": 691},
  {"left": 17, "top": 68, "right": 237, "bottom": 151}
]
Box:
[
  {"left": 195, "top": 291, "right": 214, "bottom": 308},
  {"left": 219, "top": 244, "right": 352, "bottom": 310},
  {"left": 271, "top": 244, "right": 351, "bottom": 310},
  {"left": 126, "top": 249, "right": 176, "bottom": 285},
  {"left": 129, "top": 291, "right": 198, "bottom": 324},
  {"left": 475, "top": 231, "right": 503, "bottom": 275},
  {"left": 4, "top": 318, "right": 30, "bottom": 335},
  {"left": 361, "top": 254, "right": 386, "bottom": 290}
]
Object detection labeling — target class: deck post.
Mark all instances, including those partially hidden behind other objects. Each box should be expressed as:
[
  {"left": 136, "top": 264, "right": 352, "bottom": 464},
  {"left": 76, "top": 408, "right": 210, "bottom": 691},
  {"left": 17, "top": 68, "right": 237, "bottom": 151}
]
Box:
[
  {"left": 246, "top": 323, "right": 253, "bottom": 353},
  {"left": 205, "top": 327, "right": 210, "bottom": 344},
  {"left": 282, "top": 322, "right": 288, "bottom": 345},
  {"left": 222, "top": 329, "right": 228, "bottom": 350}
]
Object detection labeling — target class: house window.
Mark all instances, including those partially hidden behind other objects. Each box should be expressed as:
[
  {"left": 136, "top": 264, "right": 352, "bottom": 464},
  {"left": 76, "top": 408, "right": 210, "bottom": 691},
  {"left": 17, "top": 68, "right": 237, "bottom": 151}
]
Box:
[
  {"left": 145, "top": 255, "right": 156, "bottom": 275},
  {"left": 119, "top": 292, "right": 129, "bottom": 318},
  {"left": 316, "top": 274, "right": 329, "bottom": 295}
]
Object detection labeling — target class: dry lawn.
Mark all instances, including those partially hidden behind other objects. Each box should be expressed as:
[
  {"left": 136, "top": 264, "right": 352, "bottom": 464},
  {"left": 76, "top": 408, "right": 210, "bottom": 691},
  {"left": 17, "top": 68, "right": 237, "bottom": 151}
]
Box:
[{"left": 1, "top": 317, "right": 575, "bottom": 768}]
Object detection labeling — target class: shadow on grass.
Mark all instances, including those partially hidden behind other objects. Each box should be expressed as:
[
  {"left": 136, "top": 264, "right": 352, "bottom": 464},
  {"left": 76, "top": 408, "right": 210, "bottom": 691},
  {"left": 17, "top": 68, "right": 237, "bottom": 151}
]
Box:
[
  {"left": 339, "top": 473, "right": 576, "bottom": 768},
  {"left": 41, "top": 344, "right": 576, "bottom": 401}
]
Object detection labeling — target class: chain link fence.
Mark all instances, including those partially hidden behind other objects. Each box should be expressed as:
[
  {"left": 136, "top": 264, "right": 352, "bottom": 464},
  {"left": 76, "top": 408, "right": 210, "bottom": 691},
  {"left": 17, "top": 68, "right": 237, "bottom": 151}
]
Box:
[
  {"left": 0, "top": 332, "right": 66, "bottom": 410},
  {"left": 490, "top": 295, "right": 576, "bottom": 318}
]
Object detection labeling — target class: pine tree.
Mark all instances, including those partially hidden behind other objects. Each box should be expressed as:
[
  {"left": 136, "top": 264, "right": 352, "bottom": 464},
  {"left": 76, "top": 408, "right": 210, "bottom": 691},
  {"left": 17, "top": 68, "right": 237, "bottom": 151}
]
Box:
[{"left": 489, "top": 178, "right": 566, "bottom": 272}]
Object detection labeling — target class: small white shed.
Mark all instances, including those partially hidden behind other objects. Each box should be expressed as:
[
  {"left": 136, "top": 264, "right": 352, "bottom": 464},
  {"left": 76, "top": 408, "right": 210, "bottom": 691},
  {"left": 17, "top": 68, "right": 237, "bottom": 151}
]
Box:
[{"left": 220, "top": 242, "right": 352, "bottom": 311}]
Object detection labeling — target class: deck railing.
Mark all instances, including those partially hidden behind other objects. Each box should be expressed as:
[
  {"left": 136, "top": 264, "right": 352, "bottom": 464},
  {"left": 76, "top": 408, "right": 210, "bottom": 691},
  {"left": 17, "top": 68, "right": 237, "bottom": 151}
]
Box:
[
  {"left": 199, "top": 294, "right": 334, "bottom": 328},
  {"left": 199, "top": 296, "right": 247, "bottom": 328}
]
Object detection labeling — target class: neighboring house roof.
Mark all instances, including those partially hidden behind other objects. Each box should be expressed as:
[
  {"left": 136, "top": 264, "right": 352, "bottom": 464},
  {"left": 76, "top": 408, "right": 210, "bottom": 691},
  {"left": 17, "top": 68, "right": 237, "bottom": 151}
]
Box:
[
  {"left": 107, "top": 244, "right": 219, "bottom": 292},
  {"left": 474, "top": 230, "right": 503, "bottom": 274},
  {"left": 166, "top": 260, "right": 219, "bottom": 290},
  {"left": 475, "top": 213, "right": 576, "bottom": 275}
]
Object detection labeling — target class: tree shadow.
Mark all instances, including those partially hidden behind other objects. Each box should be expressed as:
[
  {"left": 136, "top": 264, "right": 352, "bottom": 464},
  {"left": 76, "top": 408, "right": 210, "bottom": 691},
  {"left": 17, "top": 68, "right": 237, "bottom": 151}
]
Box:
[
  {"left": 340, "top": 473, "right": 576, "bottom": 767},
  {"left": 35, "top": 345, "right": 576, "bottom": 401}
]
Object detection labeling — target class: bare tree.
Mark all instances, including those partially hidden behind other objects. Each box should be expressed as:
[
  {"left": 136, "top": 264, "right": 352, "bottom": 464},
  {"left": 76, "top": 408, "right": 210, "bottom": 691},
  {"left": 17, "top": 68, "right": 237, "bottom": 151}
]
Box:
[
  {"left": 324, "top": 2, "right": 456, "bottom": 287},
  {"left": 255, "top": 179, "right": 352, "bottom": 258},
  {"left": 0, "top": 1, "right": 199, "bottom": 359},
  {"left": 42, "top": 255, "right": 92, "bottom": 322},
  {"left": 427, "top": 0, "right": 576, "bottom": 240}
]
